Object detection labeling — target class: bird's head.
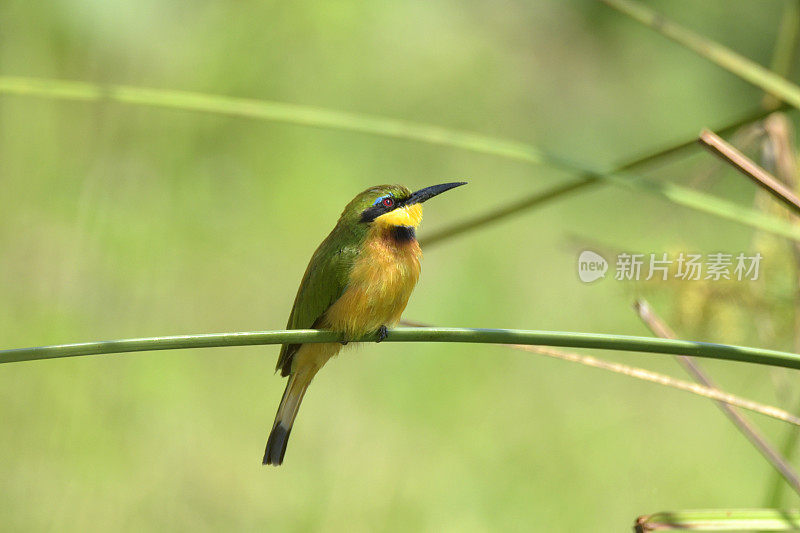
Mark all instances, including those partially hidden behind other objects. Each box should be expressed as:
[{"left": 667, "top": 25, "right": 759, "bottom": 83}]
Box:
[{"left": 341, "top": 182, "right": 467, "bottom": 232}]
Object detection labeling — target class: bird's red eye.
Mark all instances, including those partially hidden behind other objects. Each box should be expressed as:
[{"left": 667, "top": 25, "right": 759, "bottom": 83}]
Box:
[{"left": 382, "top": 197, "right": 395, "bottom": 208}]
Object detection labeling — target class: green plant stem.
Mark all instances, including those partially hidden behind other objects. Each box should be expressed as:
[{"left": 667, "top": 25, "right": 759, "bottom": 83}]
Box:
[
  {"left": 420, "top": 177, "right": 598, "bottom": 246},
  {"left": 603, "top": 0, "right": 800, "bottom": 111},
  {"left": 0, "top": 76, "right": 584, "bottom": 172},
  {"left": 771, "top": 1, "right": 800, "bottom": 77},
  {"left": 609, "top": 169, "right": 800, "bottom": 241},
  {"left": 3, "top": 327, "right": 800, "bottom": 369},
  {"left": 421, "top": 169, "right": 800, "bottom": 246},
  {"left": 422, "top": 104, "right": 788, "bottom": 247},
  {"left": 764, "top": 0, "right": 800, "bottom": 108},
  {"left": 635, "top": 509, "right": 800, "bottom": 532},
  {"left": 608, "top": 103, "right": 788, "bottom": 173},
  {"left": 2, "top": 76, "right": 799, "bottom": 243}
]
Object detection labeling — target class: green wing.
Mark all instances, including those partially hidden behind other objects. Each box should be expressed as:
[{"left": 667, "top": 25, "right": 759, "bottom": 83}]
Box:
[{"left": 276, "top": 230, "right": 361, "bottom": 376}]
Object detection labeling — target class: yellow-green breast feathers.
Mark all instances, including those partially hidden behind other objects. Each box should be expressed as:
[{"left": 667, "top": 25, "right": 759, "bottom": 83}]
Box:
[{"left": 322, "top": 221, "right": 421, "bottom": 337}]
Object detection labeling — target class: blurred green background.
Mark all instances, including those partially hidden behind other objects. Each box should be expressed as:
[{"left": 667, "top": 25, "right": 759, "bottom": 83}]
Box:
[{"left": 2, "top": 1, "right": 800, "bottom": 531}]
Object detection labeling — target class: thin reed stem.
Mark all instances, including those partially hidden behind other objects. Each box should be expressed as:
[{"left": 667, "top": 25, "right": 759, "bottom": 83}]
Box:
[
  {"left": 3, "top": 327, "right": 800, "bottom": 370},
  {"left": 699, "top": 129, "right": 800, "bottom": 215}
]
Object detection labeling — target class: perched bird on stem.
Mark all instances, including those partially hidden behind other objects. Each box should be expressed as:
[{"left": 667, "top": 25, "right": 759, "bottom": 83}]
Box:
[{"left": 264, "top": 182, "right": 466, "bottom": 465}]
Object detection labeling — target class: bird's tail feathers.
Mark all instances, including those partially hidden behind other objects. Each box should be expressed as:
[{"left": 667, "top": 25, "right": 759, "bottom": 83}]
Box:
[{"left": 263, "top": 371, "right": 313, "bottom": 466}]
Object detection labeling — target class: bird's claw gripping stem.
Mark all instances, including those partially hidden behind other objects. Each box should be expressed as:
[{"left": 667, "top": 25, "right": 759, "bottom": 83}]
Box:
[{"left": 340, "top": 326, "right": 387, "bottom": 344}]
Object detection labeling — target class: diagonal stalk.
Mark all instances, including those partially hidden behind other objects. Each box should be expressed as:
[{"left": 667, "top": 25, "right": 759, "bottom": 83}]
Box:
[
  {"left": 759, "top": 112, "right": 800, "bottom": 507},
  {"left": 635, "top": 299, "right": 800, "bottom": 498},
  {"left": 422, "top": 104, "right": 788, "bottom": 247},
  {"left": 518, "top": 344, "right": 800, "bottom": 426},
  {"left": 764, "top": 0, "right": 800, "bottom": 108},
  {"left": 698, "top": 128, "right": 800, "bottom": 215},
  {"left": 420, "top": 177, "right": 598, "bottom": 247},
  {"left": 602, "top": 0, "right": 800, "bottom": 111},
  {"left": 396, "top": 320, "right": 800, "bottom": 426}
]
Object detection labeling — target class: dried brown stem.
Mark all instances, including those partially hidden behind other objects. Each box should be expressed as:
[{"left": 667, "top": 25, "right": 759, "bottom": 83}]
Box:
[
  {"left": 699, "top": 128, "right": 800, "bottom": 215},
  {"left": 398, "top": 319, "right": 800, "bottom": 426},
  {"left": 634, "top": 299, "right": 800, "bottom": 498}
]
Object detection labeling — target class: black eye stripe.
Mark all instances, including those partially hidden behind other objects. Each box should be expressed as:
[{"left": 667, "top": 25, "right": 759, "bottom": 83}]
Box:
[
  {"left": 359, "top": 204, "right": 384, "bottom": 223},
  {"left": 359, "top": 195, "right": 409, "bottom": 223}
]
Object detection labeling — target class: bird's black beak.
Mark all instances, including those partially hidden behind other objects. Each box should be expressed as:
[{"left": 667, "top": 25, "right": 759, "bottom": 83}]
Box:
[{"left": 406, "top": 182, "right": 467, "bottom": 205}]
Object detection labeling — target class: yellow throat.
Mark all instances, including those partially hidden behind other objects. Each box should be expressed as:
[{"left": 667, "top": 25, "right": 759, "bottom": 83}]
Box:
[{"left": 373, "top": 203, "right": 423, "bottom": 229}]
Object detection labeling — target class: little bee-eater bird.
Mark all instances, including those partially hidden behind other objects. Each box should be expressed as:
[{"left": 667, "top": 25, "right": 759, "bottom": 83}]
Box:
[{"left": 264, "top": 181, "right": 466, "bottom": 465}]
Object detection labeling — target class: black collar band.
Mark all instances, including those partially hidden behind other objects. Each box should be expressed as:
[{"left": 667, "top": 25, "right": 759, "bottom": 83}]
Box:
[{"left": 389, "top": 225, "right": 416, "bottom": 243}]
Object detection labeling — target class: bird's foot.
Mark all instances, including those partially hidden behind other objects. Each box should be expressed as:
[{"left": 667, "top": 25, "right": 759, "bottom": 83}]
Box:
[{"left": 376, "top": 325, "right": 388, "bottom": 343}]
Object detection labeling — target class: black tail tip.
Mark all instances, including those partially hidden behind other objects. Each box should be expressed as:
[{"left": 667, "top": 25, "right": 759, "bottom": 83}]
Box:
[{"left": 263, "top": 424, "right": 292, "bottom": 466}]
